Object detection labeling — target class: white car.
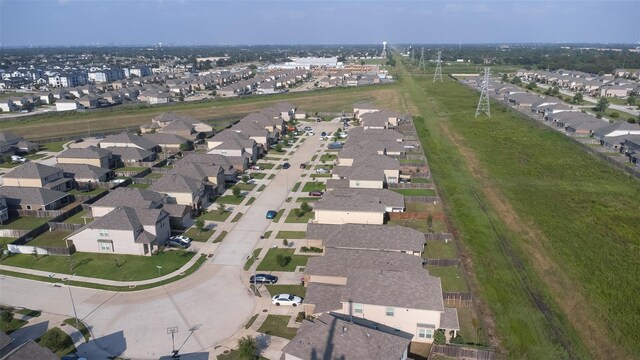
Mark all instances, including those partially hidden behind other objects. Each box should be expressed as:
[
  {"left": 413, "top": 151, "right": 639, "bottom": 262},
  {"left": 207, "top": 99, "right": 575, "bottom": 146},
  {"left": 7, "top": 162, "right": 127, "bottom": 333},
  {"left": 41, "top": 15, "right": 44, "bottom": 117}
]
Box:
[
  {"left": 11, "top": 155, "right": 26, "bottom": 163},
  {"left": 315, "top": 168, "right": 330, "bottom": 174},
  {"left": 169, "top": 235, "right": 192, "bottom": 245},
  {"left": 272, "top": 294, "right": 303, "bottom": 307}
]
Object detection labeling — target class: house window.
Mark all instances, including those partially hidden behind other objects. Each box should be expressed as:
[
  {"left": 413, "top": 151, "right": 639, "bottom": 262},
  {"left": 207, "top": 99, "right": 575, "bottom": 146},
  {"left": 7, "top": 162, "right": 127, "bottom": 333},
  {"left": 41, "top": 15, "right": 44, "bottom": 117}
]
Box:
[
  {"left": 418, "top": 328, "right": 433, "bottom": 339},
  {"left": 386, "top": 307, "right": 395, "bottom": 316},
  {"left": 98, "top": 240, "right": 113, "bottom": 252},
  {"left": 99, "top": 229, "right": 109, "bottom": 237},
  {"left": 354, "top": 303, "right": 363, "bottom": 314},
  {"left": 26, "top": 205, "right": 32, "bottom": 210}
]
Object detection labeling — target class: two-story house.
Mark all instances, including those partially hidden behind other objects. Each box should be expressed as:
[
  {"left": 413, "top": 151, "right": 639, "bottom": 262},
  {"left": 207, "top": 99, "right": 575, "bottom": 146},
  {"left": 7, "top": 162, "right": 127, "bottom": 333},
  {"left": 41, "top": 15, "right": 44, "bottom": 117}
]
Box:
[
  {"left": 57, "top": 145, "right": 113, "bottom": 169},
  {"left": 3, "top": 162, "right": 72, "bottom": 191}
]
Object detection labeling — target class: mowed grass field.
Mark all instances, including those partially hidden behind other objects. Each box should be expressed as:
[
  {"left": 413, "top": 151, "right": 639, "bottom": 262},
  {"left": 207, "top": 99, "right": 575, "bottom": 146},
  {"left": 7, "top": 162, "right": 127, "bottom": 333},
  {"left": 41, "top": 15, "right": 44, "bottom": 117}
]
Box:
[
  {"left": 0, "top": 84, "right": 401, "bottom": 140},
  {"left": 396, "top": 57, "right": 640, "bottom": 359}
]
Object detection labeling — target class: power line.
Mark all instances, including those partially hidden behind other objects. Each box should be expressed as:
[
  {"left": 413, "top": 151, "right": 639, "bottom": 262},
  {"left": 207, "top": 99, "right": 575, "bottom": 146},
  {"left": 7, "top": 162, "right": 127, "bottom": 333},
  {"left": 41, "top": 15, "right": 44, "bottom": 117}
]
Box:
[
  {"left": 475, "top": 67, "right": 491, "bottom": 117},
  {"left": 433, "top": 50, "right": 443, "bottom": 83},
  {"left": 419, "top": 48, "right": 426, "bottom": 70}
]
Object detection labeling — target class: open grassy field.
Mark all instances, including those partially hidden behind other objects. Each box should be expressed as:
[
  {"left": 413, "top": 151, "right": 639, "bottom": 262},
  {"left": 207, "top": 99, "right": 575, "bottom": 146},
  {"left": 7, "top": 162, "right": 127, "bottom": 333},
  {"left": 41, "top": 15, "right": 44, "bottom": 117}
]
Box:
[
  {"left": 1, "top": 84, "right": 401, "bottom": 141},
  {"left": 397, "top": 56, "right": 640, "bottom": 359}
]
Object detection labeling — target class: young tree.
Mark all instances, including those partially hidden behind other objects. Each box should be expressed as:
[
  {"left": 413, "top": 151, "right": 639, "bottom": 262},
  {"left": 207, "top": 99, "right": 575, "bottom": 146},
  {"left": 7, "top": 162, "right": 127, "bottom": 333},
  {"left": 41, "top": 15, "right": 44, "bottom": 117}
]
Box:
[
  {"left": 276, "top": 254, "right": 292, "bottom": 267},
  {"left": 627, "top": 95, "right": 636, "bottom": 106},
  {"left": 594, "top": 97, "right": 610, "bottom": 112},
  {"left": 194, "top": 219, "right": 205, "bottom": 234},
  {"left": 217, "top": 202, "right": 227, "bottom": 213},
  {"left": 238, "top": 336, "right": 258, "bottom": 360},
  {"left": 232, "top": 187, "right": 241, "bottom": 197},
  {"left": 427, "top": 214, "right": 434, "bottom": 233},
  {"left": 501, "top": 73, "right": 508, "bottom": 82},
  {"left": 300, "top": 201, "right": 312, "bottom": 214},
  {"left": 526, "top": 81, "right": 537, "bottom": 90},
  {"left": 275, "top": 143, "right": 283, "bottom": 152},
  {"left": 510, "top": 76, "right": 522, "bottom": 85},
  {"left": 241, "top": 175, "right": 250, "bottom": 183},
  {"left": 573, "top": 92, "right": 583, "bottom": 104}
]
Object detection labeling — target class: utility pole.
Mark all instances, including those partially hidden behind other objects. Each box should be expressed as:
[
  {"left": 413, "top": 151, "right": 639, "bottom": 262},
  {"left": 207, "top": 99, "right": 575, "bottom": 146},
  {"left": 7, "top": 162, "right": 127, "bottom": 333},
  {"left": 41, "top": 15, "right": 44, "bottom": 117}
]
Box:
[
  {"left": 67, "top": 274, "right": 79, "bottom": 325},
  {"left": 475, "top": 67, "right": 491, "bottom": 117},
  {"left": 419, "top": 48, "right": 426, "bottom": 70},
  {"left": 433, "top": 51, "right": 443, "bottom": 83}
]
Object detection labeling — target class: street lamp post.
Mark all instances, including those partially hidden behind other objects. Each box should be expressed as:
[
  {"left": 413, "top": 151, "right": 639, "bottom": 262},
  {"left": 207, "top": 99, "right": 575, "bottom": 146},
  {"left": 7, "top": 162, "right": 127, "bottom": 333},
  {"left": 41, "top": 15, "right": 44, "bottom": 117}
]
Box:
[
  {"left": 167, "top": 326, "right": 178, "bottom": 358},
  {"left": 157, "top": 265, "right": 162, "bottom": 277},
  {"left": 67, "top": 273, "right": 79, "bottom": 325}
]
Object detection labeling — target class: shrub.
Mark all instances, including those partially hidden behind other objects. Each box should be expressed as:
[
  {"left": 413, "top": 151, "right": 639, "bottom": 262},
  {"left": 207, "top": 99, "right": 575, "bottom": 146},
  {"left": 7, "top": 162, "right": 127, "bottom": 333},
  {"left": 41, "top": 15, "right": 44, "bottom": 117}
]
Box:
[
  {"left": 241, "top": 175, "right": 250, "bottom": 183},
  {"left": 434, "top": 329, "right": 446, "bottom": 345},
  {"left": 610, "top": 111, "right": 619, "bottom": 118},
  {"left": 39, "top": 328, "right": 71, "bottom": 353},
  {"left": 275, "top": 254, "right": 291, "bottom": 267},
  {"left": 295, "top": 311, "right": 305, "bottom": 323},
  {"left": 300, "top": 246, "right": 323, "bottom": 253},
  {"left": 1, "top": 310, "right": 13, "bottom": 323},
  {"left": 283, "top": 239, "right": 289, "bottom": 247},
  {"left": 232, "top": 187, "right": 241, "bottom": 197},
  {"left": 450, "top": 334, "right": 466, "bottom": 345},
  {"left": 237, "top": 336, "right": 258, "bottom": 360}
]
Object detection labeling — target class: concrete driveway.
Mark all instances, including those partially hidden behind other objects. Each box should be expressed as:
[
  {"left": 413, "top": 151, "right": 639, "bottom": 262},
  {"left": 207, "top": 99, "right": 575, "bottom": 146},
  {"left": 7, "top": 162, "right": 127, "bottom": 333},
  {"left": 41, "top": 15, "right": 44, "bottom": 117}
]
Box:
[{"left": 0, "top": 119, "right": 340, "bottom": 359}]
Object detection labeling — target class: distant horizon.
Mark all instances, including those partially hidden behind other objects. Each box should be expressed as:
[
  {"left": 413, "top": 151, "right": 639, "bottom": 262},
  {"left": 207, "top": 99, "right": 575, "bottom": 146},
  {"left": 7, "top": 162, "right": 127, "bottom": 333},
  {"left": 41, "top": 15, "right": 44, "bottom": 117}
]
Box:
[{"left": 1, "top": 0, "right": 639, "bottom": 47}]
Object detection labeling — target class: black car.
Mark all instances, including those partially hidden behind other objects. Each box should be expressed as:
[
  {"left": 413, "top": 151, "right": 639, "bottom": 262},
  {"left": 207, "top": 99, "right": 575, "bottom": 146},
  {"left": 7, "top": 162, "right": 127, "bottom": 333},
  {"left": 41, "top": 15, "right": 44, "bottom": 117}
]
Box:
[
  {"left": 167, "top": 239, "right": 190, "bottom": 249},
  {"left": 282, "top": 162, "right": 291, "bottom": 169},
  {"left": 249, "top": 274, "right": 278, "bottom": 284}
]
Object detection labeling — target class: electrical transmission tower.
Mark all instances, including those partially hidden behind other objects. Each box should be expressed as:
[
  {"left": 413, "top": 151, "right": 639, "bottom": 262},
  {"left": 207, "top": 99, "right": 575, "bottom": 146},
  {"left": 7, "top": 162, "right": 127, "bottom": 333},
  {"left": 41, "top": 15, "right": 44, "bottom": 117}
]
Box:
[
  {"left": 475, "top": 67, "right": 491, "bottom": 117},
  {"left": 419, "top": 48, "right": 426, "bottom": 70},
  {"left": 433, "top": 51, "right": 443, "bottom": 83}
]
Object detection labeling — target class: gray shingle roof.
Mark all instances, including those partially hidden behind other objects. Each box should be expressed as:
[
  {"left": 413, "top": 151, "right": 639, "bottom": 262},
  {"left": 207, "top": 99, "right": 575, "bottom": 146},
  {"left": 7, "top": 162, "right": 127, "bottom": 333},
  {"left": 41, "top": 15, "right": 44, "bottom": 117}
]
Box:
[
  {"left": 1, "top": 338, "right": 58, "bottom": 360},
  {"left": 141, "top": 133, "right": 189, "bottom": 146},
  {"left": 282, "top": 313, "right": 411, "bottom": 360},
  {"left": 0, "top": 131, "right": 22, "bottom": 144},
  {"left": 440, "top": 308, "right": 460, "bottom": 330},
  {"left": 305, "top": 248, "right": 423, "bottom": 278},
  {"left": 100, "top": 132, "right": 158, "bottom": 151},
  {"left": 4, "top": 162, "right": 61, "bottom": 181},
  {"left": 105, "top": 146, "right": 154, "bottom": 161},
  {"left": 0, "top": 186, "right": 68, "bottom": 207},
  {"left": 57, "top": 145, "right": 112, "bottom": 160},
  {"left": 306, "top": 223, "right": 424, "bottom": 253},
  {"left": 84, "top": 206, "right": 166, "bottom": 230},
  {"left": 304, "top": 283, "right": 344, "bottom": 313},
  {"left": 593, "top": 121, "right": 640, "bottom": 138},
  {"left": 56, "top": 163, "right": 111, "bottom": 180},
  {"left": 149, "top": 174, "right": 203, "bottom": 194},
  {"left": 313, "top": 188, "right": 404, "bottom": 212},
  {"left": 91, "top": 187, "right": 164, "bottom": 209}
]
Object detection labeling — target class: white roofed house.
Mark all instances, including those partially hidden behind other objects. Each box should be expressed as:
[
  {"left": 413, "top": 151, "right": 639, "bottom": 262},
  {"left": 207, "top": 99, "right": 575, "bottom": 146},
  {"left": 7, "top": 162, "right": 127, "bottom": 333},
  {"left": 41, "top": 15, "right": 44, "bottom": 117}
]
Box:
[
  {"left": 593, "top": 122, "right": 640, "bottom": 151},
  {"left": 66, "top": 206, "right": 170, "bottom": 256},
  {"left": 55, "top": 98, "right": 80, "bottom": 112}
]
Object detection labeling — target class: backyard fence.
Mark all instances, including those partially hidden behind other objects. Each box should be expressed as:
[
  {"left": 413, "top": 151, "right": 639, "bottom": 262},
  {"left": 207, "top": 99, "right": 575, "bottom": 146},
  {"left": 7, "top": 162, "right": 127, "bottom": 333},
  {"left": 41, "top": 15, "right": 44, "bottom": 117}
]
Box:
[
  {"left": 431, "top": 344, "right": 495, "bottom": 360},
  {"left": 388, "top": 183, "right": 435, "bottom": 189},
  {"left": 442, "top": 292, "right": 474, "bottom": 304},
  {"left": 7, "top": 243, "right": 75, "bottom": 256},
  {"left": 14, "top": 209, "right": 67, "bottom": 218},
  {"left": 405, "top": 196, "right": 440, "bottom": 204},
  {"left": 423, "top": 258, "right": 461, "bottom": 267},
  {"left": 48, "top": 222, "right": 84, "bottom": 232},
  {"left": 424, "top": 233, "right": 455, "bottom": 241}
]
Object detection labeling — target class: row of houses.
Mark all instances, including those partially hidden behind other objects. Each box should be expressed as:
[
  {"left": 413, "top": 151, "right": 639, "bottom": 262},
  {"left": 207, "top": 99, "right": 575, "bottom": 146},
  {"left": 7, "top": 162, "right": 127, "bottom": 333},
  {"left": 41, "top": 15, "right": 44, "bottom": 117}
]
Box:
[
  {"left": 515, "top": 69, "right": 640, "bottom": 98},
  {"left": 218, "top": 69, "right": 310, "bottom": 97},
  {"left": 486, "top": 81, "right": 640, "bottom": 166},
  {"left": 281, "top": 105, "right": 459, "bottom": 359}
]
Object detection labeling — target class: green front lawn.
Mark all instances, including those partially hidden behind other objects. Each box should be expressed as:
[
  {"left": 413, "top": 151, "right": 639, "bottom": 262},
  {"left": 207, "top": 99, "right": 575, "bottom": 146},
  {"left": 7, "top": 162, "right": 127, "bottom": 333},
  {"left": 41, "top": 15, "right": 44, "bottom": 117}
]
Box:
[
  {"left": 25, "top": 153, "right": 46, "bottom": 160},
  {"left": 0, "top": 162, "right": 20, "bottom": 169},
  {"left": 63, "top": 318, "right": 90, "bottom": 342},
  {"left": 39, "top": 140, "right": 68, "bottom": 152},
  {"left": 257, "top": 163, "right": 275, "bottom": 169},
  {"left": 252, "top": 172, "right": 266, "bottom": 179},
  {"left": 28, "top": 230, "right": 71, "bottom": 248},
  {"left": 295, "top": 197, "right": 320, "bottom": 202},
  {"left": 319, "top": 154, "right": 337, "bottom": 162},
  {"left": 0, "top": 237, "right": 16, "bottom": 250},
  {"left": 36, "top": 327, "right": 76, "bottom": 357},
  {"left": 0, "top": 216, "right": 50, "bottom": 230},
  {"left": 213, "top": 231, "right": 228, "bottom": 244},
  {"left": 143, "top": 172, "right": 163, "bottom": 179},
  {"left": 217, "top": 195, "right": 245, "bottom": 205},
  {"left": 272, "top": 209, "right": 285, "bottom": 223},
  {"left": 217, "top": 350, "right": 268, "bottom": 360},
  {"left": 197, "top": 210, "right": 231, "bottom": 222},
  {"left": 392, "top": 188, "right": 437, "bottom": 196},
  {"left": 302, "top": 182, "right": 325, "bottom": 192},
  {"left": 275, "top": 231, "right": 306, "bottom": 239},
  {"left": 284, "top": 210, "right": 314, "bottom": 223},
  {"left": 0, "top": 250, "right": 195, "bottom": 281},
  {"left": 266, "top": 284, "right": 307, "bottom": 299},
  {"left": 426, "top": 266, "right": 468, "bottom": 293},
  {"left": 257, "top": 315, "right": 298, "bottom": 340},
  {"left": 233, "top": 183, "right": 256, "bottom": 191},
  {"left": 424, "top": 241, "right": 457, "bottom": 259},
  {"left": 183, "top": 227, "right": 214, "bottom": 242},
  {"left": 63, "top": 210, "right": 93, "bottom": 225},
  {"left": 256, "top": 248, "right": 308, "bottom": 272},
  {"left": 310, "top": 173, "right": 331, "bottom": 178},
  {"left": 0, "top": 317, "right": 27, "bottom": 334},
  {"left": 116, "top": 166, "right": 148, "bottom": 172}
]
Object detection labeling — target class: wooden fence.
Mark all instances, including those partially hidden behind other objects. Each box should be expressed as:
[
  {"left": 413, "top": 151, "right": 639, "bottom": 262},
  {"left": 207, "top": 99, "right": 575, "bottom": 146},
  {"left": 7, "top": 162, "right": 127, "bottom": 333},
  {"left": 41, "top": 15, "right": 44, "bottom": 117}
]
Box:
[
  {"left": 389, "top": 212, "right": 430, "bottom": 220},
  {"left": 423, "top": 258, "right": 461, "bottom": 267},
  {"left": 389, "top": 183, "right": 435, "bottom": 189},
  {"left": 431, "top": 344, "right": 495, "bottom": 360},
  {"left": 8, "top": 243, "right": 76, "bottom": 256},
  {"left": 424, "top": 233, "right": 455, "bottom": 241},
  {"left": 442, "top": 292, "right": 474, "bottom": 304},
  {"left": 48, "top": 222, "right": 84, "bottom": 232},
  {"left": 0, "top": 229, "right": 31, "bottom": 238},
  {"left": 405, "top": 196, "right": 440, "bottom": 204},
  {"left": 15, "top": 208, "right": 67, "bottom": 218}
]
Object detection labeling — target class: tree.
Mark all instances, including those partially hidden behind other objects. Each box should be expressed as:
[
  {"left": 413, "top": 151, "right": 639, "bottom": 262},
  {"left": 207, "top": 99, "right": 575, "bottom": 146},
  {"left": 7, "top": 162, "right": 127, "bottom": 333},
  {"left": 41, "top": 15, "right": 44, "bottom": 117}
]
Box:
[
  {"left": 434, "top": 329, "right": 446, "bottom": 345},
  {"left": 526, "top": 81, "right": 537, "bottom": 90},
  {"left": 627, "top": 95, "right": 636, "bottom": 106},
  {"left": 194, "top": 219, "right": 205, "bottom": 234},
  {"left": 238, "top": 336, "right": 258, "bottom": 360},
  {"left": 179, "top": 142, "right": 193, "bottom": 151},
  {"left": 501, "top": 73, "right": 508, "bottom": 82},
  {"left": 510, "top": 76, "right": 522, "bottom": 85},
  {"left": 275, "top": 254, "right": 291, "bottom": 267},
  {"left": 241, "top": 175, "right": 250, "bottom": 183},
  {"left": 572, "top": 92, "right": 583, "bottom": 104},
  {"left": 300, "top": 201, "right": 312, "bottom": 214},
  {"left": 232, "top": 187, "right": 241, "bottom": 197},
  {"left": 1, "top": 310, "right": 13, "bottom": 323},
  {"left": 427, "top": 214, "right": 433, "bottom": 233},
  {"left": 217, "top": 203, "right": 227, "bottom": 213},
  {"left": 594, "top": 97, "right": 610, "bottom": 112},
  {"left": 275, "top": 143, "right": 283, "bottom": 152}
]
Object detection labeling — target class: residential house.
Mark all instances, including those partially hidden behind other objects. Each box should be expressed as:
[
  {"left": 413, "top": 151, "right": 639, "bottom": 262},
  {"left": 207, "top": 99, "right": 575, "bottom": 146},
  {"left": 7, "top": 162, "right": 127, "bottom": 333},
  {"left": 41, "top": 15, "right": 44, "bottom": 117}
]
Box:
[
  {"left": 55, "top": 99, "right": 80, "bottom": 111},
  {"left": 56, "top": 163, "right": 113, "bottom": 186},
  {"left": 0, "top": 98, "right": 19, "bottom": 112},
  {"left": 622, "top": 135, "right": 640, "bottom": 165},
  {"left": 207, "top": 130, "right": 258, "bottom": 163},
  {"left": 306, "top": 223, "right": 424, "bottom": 256},
  {"left": 106, "top": 147, "right": 156, "bottom": 165},
  {"left": 77, "top": 94, "right": 100, "bottom": 109},
  {"left": 333, "top": 154, "right": 400, "bottom": 188},
  {"left": 360, "top": 110, "right": 406, "bottom": 129},
  {"left": 353, "top": 102, "right": 379, "bottom": 119},
  {"left": 303, "top": 248, "right": 459, "bottom": 343},
  {"left": 66, "top": 206, "right": 170, "bottom": 256},
  {"left": 169, "top": 162, "right": 225, "bottom": 195},
  {"left": 150, "top": 112, "right": 213, "bottom": 134},
  {"left": 90, "top": 187, "right": 165, "bottom": 217},
  {"left": 282, "top": 313, "right": 411, "bottom": 360},
  {"left": 0, "top": 338, "right": 59, "bottom": 360},
  {"left": 0, "top": 186, "right": 70, "bottom": 211},
  {"left": 313, "top": 188, "right": 405, "bottom": 225},
  {"left": 99, "top": 132, "right": 159, "bottom": 153},
  {"left": 141, "top": 133, "right": 190, "bottom": 154},
  {"left": 149, "top": 174, "right": 206, "bottom": 212},
  {"left": 0, "top": 131, "right": 23, "bottom": 157},
  {"left": 2, "top": 162, "right": 72, "bottom": 191},
  {"left": 57, "top": 145, "right": 113, "bottom": 168},
  {"left": 179, "top": 153, "right": 242, "bottom": 181}
]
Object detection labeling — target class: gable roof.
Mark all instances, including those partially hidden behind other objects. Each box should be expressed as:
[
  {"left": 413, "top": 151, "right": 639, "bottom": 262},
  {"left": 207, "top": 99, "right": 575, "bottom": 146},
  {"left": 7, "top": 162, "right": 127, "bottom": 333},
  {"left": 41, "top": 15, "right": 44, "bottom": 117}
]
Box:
[
  {"left": 0, "top": 338, "right": 58, "bottom": 360},
  {"left": 83, "top": 206, "right": 166, "bottom": 231},
  {"left": 305, "top": 248, "right": 423, "bottom": 278},
  {"left": 57, "top": 145, "right": 112, "bottom": 159},
  {"left": 593, "top": 121, "right": 640, "bottom": 138},
  {"left": 149, "top": 174, "right": 204, "bottom": 194},
  {"left": 282, "top": 313, "right": 411, "bottom": 360},
  {"left": 91, "top": 187, "right": 164, "bottom": 209},
  {"left": 313, "top": 188, "right": 404, "bottom": 212},
  {"left": 141, "top": 133, "right": 189, "bottom": 146},
  {"left": 306, "top": 223, "right": 424, "bottom": 253},
  {"left": 55, "top": 163, "right": 111, "bottom": 180},
  {"left": 0, "top": 131, "right": 22, "bottom": 144},
  {"left": 104, "top": 146, "right": 155, "bottom": 161},
  {"left": 100, "top": 132, "right": 157, "bottom": 151},
  {"left": 0, "top": 186, "right": 68, "bottom": 207},
  {"left": 4, "top": 162, "right": 61, "bottom": 180}
]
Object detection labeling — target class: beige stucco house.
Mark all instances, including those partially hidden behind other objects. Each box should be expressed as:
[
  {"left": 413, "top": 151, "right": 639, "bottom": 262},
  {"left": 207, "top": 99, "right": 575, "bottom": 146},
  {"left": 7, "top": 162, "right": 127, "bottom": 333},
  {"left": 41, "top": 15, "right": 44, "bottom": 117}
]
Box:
[
  {"left": 149, "top": 174, "right": 206, "bottom": 212},
  {"left": 90, "top": 187, "right": 165, "bottom": 217},
  {"left": 313, "top": 188, "right": 404, "bottom": 225},
  {"left": 57, "top": 145, "right": 113, "bottom": 169},
  {"left": 3, "top": 162, "right": 72, "bottom": 191},
  {"left": 66, "top": 206, "right": 170, "bottom": 256},
  {"left": 207, "top": 129, "right": 259, "bottom": 163}
]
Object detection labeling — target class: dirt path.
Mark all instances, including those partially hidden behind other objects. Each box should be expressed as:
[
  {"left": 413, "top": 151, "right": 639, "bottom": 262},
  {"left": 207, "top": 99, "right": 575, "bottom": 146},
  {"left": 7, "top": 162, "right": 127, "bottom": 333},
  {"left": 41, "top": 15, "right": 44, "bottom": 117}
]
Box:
[{"left": 439, "top": 121, "right": 624, "bottom": 360}]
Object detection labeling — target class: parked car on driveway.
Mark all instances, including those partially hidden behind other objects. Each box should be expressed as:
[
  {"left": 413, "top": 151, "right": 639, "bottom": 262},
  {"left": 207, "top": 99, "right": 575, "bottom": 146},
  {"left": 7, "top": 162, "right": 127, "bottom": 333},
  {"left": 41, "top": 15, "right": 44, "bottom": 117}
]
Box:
[
  {"left": 308, "top": 191, "right": 324, "bottom": 197},
  {"left": 11, "top": 155, "right": 26, "bottom": 164},
  {"left": 250, "top": 165, "right": 263, "bottom": 170},
  {"left": 299, "top": 163, "right": 307, "bottom": 169},
  {"left": 266, "top": 210, "right": 278, "bottom": 219},
  {"left": 272, "top": 293, "right": 303, "bottom": 307},
  {"left": 167, "top": 239, "right": 190, "bottom": 249},
  {"left": 169, "top": 235, "right": 191, "bottom": 245},
  {"left": 282, "top": 162, "right": 290, "bottom": 169},
  {"left": 315, "top": 168, "right": 329, "bottom": 174},
  {"left": 249, "top": 274, "right": 278, "bottom": 284}
]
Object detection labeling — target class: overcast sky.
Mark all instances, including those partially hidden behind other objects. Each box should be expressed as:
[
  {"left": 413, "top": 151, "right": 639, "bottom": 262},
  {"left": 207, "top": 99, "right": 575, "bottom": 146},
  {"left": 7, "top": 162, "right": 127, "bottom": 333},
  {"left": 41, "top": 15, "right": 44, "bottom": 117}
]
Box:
[{"left": 1, "top": 0, "right": 639, "bottom": 47}]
